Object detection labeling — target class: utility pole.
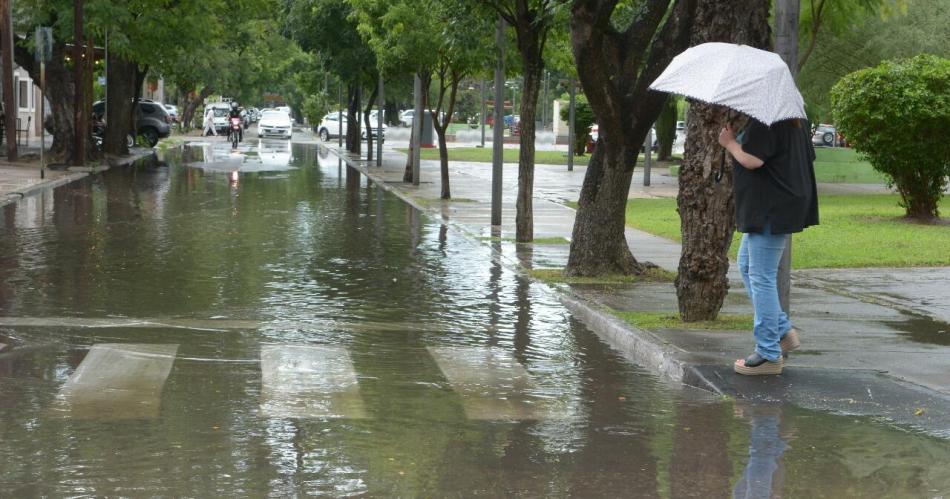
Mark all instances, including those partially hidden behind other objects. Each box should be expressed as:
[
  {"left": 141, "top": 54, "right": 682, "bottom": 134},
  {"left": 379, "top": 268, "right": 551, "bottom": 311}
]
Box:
[
  {"left": 1, "top": 0, "right": 17, "bottom": 161},
  {"left": 376, "top": 75, "right": 383, "bottom": 167},
  {"left": 73, "top": 0, "right": 86, "bottom": 166},
  {"left": 643, "top": 128, "right": 652, "bottom": 186},
  {"left": 567, "top": 79, "right": 575, "bottom": 172},
  {"left": 491, "top": 16, "right": 506, "bottom": 227},
  {"left": 479, "top": 79, "right": 486, "bottom": 148},
  {"left": 774, "top": 0, "right": 800, "bottom": 314},
  {"left": 411, "top": 73, "right": 422, "bottom": 186},
  {"left": 338, "top": 83, "right": 343, "bottom": 148}
]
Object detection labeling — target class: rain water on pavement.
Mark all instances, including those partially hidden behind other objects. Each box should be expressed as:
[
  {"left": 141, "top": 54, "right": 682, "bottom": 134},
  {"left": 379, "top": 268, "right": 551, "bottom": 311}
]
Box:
[{"left": 1, "top": 140, "right": 948, "bottom": 497}]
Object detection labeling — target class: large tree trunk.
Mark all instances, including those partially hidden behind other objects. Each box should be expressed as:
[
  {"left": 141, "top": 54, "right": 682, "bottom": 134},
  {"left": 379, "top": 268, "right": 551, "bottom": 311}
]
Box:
[
  {"left": 181, "top": 86, "right": 213, "bottom": 131},
  {"left": 13, "top": 39, "right": 79, "bottom": 162},
  {"left": 566, "top": 0, "right": 695, "bottom": 276},
  {"left": 655, "top": 97, "right": 677, "bottom": 161},
  {"left": 364, "top": 85, "right": 377, "bottom": 161},
  {"left": 104, "top": 54, "right": 137, "bottom": 155},
  {"left": 346, "top": 85, "right": 361, "bottom": 154},
  {"left": 675, "top": 0, "right": 771, "bottom": 321}
]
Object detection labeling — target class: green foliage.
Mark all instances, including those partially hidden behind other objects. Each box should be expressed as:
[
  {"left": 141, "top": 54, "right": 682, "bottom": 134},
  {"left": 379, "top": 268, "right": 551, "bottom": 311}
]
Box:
[
  {"left": 798, "top": 0, "right": 949, "bottom": 121},
  {"left": 831, "top": 55, "right": 950, "bottom": 219},
  {"left": 559, "top": 94, "right": 595, "bottom": 156}
]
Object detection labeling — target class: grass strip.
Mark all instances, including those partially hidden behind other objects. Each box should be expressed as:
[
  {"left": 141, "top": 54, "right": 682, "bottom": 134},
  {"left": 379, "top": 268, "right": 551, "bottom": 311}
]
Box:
[
  {"left": 527, "top": 267, "right": 675, "bottom": 285},
  {"left": 612, "top": 310, "right": 754, "bottom": 331}
]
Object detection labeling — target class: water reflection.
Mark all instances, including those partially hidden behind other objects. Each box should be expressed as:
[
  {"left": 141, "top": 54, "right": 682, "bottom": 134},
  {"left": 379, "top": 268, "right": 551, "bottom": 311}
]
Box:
[{"left": 0, "top": 143, "right": 948, "bottom": 496}]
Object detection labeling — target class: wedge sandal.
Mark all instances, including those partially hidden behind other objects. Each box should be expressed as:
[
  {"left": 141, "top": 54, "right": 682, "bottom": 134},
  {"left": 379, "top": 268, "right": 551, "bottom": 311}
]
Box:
[
  {"left": 780, "top": 328, "right": 801, "bottom": 359},
  {"left": 734, "top": 352, "right": 783, "bottom": 376}
]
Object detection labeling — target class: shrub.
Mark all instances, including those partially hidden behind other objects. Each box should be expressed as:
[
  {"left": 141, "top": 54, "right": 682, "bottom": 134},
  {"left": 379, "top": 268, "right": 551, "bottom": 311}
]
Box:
[{"left": 831, "top": 54, "right": 950, "bottom": 220}]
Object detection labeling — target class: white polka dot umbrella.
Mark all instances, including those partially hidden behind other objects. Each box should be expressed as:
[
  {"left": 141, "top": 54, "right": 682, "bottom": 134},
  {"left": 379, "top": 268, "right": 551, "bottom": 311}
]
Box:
[{"left": 648, "top": 42, "right": 806, "bottom": 125}]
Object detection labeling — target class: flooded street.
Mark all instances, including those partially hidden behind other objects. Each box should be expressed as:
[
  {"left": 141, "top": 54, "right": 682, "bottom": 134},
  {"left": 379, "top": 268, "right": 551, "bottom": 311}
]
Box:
[{"left": 1, "top": 140, "right": 948, "bottom": 497}]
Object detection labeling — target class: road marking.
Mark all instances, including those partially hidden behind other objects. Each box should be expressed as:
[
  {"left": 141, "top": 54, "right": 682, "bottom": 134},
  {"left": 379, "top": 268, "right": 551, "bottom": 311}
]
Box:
[
  {"left": 54, "top": 343, "right": 179, "bottom": 419},
  {"left": 427, "top": 347, "right": 547, "bottom": 421},
  {"left": 0, "top": 316, "right": 468, "bottom": 333},
  {"left": 260, "top": 345, "right": 367, "bottom": 419}
]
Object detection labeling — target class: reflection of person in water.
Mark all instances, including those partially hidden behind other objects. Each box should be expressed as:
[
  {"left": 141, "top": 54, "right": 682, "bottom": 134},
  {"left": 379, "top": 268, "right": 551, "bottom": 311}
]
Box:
[{"left": 733, "top": 403, "right": 790, "bottom": 499}]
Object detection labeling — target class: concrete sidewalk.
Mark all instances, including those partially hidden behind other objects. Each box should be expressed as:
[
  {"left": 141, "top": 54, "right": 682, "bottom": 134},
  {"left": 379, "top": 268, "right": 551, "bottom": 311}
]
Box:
[
  {"left": 0, "top": 148, "right": 159, "bottom": 208},
  {"left": 323, "top": 139, "right": 950, "bottom": 438}
]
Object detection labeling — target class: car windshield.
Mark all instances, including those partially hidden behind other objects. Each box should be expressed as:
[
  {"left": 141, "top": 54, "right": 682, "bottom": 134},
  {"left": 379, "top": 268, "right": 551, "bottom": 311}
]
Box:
[
  {"left": 261, "top": 112, "right": 288, "bottom": 121},
  {"left": 213, "top": 109, "right": 228, "bottom": 117}
]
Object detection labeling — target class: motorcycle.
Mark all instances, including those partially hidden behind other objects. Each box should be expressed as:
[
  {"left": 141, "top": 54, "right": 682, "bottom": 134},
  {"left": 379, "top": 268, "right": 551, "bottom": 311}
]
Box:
[
  {"left": 228, "top": 116, "right": 242, "bottom": 149},
  {"left": 92, "top": 119, "right": 134, "bottom": 151}
]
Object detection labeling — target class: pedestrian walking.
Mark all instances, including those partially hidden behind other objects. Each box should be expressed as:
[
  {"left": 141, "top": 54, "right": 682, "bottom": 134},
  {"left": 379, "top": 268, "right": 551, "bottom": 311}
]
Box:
[
  {"left": 203, "top": 106, "right": 216, "bottom": 137},
  {"left": 720, "top": 117, "right": 818, "bottom": 375},
  {"left": 648, "top": 42, "right": 819, "bottom": 376}
]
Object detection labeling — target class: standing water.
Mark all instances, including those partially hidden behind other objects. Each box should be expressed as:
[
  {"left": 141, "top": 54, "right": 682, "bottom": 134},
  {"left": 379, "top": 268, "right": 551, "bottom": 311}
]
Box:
[{"left": 1, "top": 141, "right": 948, "bottom": 497}]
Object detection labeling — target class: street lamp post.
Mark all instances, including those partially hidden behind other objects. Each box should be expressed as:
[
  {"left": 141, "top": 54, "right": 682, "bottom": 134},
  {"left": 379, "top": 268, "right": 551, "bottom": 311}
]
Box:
[{"left": 480, "top": 79, "right": 487, "bottom": 148}]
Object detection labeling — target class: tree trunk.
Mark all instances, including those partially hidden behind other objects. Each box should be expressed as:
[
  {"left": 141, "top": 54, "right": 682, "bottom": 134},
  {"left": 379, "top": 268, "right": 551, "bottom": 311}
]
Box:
[
  {"left": 675, "top": 0, "right": 770, "bottom": 321},
  {"left": 515, "top": 47, "right": 542, "bottom": 242},
  {"left": 104, "top": 54, "right": 137, "bottom": 155},
  {"left": 403, "top": 124, "right": 415, "bottom": 182},
  {"left": 364, "top": 85, "right": 377, "bottom": 161},
  {"left": 13, "top": 39, "right": 78, "bottom": 161},
  {"left": 566, "top": 0, "right": 695, "bottom": 276},
  {"left": 403, "top": 78, "right": 428, "bottom": 182},
  {"left": 346, "top": 85, "right": 361, "bottom": 154},
  {"left": 182, "top": 86, "right": 213, "bottom": 131},
  {"left": 437, "top": 126, "right": 450, "bottom": 199},
  {"left": 655, "top": 97, "right": 677, "bottom": 161},
  {"left": 568, "top": 140, "right": 644, "bottom": 274}
]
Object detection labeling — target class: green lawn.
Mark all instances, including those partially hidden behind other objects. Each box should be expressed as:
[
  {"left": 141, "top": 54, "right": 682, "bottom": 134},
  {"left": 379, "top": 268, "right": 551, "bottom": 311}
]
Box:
[
  {"left": 621, "top": 194, "right": 950, "bottom": 268},
  {"left": 399, "top": 147, "right": 591, "bottom": 166},
  {"left": 812, "top": 147, "right": 887, "bottom": 184},
  {"left": 670, "top": 147, "right": 886, "bottom": 184}
]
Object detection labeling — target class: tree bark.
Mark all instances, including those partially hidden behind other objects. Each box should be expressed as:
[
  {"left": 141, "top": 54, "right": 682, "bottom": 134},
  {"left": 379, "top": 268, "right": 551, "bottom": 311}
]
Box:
[
  {"left": 675, "top": 0, "right": 770, "bottom": 321},
  {"left": 403, "top": 75, "right": 429, "bottom": 182},
  {"left": 346, "top": 85, "right": 361, "bottom": 153},
  {"left": 13, "top": 39, "right": 78, "bottom": 161},
  {"left": 566, "top": 0, "right": 695, "bottom": 276},
  {"left": 432, "top": 69, "right": 462, "bottom": 200},
  {"left": 104, "top": 54, "right": 137, "bottom": 155},
  {"left": 181, "top": 86, "right": 213, "bottom": 131},
  {"left": 364, "top": 85, "right": 377, "bottom": 161},
  {"left": 498, "top": 1, "right": 550, "bottom": 243}
]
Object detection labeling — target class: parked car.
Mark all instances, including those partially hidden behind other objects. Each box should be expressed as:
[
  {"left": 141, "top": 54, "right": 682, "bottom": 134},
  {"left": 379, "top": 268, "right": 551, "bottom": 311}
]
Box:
[
  {"left": 316, "top": 111, "right": 386, "bottom": 141},
  {"left": 812, "top": 124, "right": 844, "bottom": 147},
  {"left": 92, "top": 99, "right": 171, "bottom": 147},
  {"left": 257, "top": 110, "right": 293, "bottom": 140},
  {"left": 162, "top": 104, "right": 179, "bottom": 123},
  {"left": 399, "top": 109, "right": 414, "bottom": 127},
  {"left": 587, "top": 124, "right": 657, "bottom": 153}
]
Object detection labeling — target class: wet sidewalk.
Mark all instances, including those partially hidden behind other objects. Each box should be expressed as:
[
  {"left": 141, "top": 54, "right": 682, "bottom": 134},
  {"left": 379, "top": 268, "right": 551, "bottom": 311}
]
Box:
[
  {"left": 323, "top": 138, "right": 950, "bottom": 437},
  {"left": 1, "top": 147, "right": 161, "bottom": 208}
]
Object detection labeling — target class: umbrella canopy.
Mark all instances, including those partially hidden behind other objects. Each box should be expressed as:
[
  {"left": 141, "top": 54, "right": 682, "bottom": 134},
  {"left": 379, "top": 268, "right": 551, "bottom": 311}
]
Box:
[{"left": 649, "top": 42, "right": 806, "bottom": 125}]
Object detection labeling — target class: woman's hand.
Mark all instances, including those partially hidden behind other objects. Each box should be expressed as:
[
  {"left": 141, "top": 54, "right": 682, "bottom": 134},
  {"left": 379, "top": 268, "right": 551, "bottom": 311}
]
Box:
[{"left": 718, "top": 123, "right": 735, "bottom": 148}]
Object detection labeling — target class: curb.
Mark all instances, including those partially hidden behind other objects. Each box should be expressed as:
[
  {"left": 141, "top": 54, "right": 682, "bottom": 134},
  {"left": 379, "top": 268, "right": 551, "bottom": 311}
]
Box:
[
  {"left": 325, "top": 144, "right": 724, "bottom": 393},
  {"left": 0, "top": 171, "right": 89, "bottom": 209},
  {"left": 1, "top": 150, "right": 158, "bottom": 209}
]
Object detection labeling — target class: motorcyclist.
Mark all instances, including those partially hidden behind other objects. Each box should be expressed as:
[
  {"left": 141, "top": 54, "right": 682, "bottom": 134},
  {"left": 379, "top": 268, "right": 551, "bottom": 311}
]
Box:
[{"left": 228, "top": 101, "right": 243, "bottom": 142}]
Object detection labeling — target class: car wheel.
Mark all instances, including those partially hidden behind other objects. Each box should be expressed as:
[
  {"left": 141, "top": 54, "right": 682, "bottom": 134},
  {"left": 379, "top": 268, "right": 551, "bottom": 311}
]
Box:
[
  {"left": 141, "top": 128, "right": 159, "bottom": 147},
  {"left": 319, "top": 128, "right": 329, "bottom": 141},
  {"left": 822, "top": 132, "right": 834, "bottom": 146}
]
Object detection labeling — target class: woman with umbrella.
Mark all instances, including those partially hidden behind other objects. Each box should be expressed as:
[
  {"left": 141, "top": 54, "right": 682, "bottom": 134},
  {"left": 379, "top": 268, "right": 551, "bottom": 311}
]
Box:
[{"left": 651, "top": 43, "right": 819, "bottom": 375}]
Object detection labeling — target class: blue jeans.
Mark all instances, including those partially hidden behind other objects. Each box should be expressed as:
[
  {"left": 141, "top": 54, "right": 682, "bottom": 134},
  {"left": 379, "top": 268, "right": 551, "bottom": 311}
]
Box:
[{"left": 738, "top": 225, "right": 791, "bottom": 361}]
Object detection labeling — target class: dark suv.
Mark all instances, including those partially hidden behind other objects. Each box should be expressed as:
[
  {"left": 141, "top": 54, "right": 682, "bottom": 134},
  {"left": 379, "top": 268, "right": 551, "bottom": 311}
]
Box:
[{"left": 92, "top": 99, "right": 172, "bottom": 147}]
